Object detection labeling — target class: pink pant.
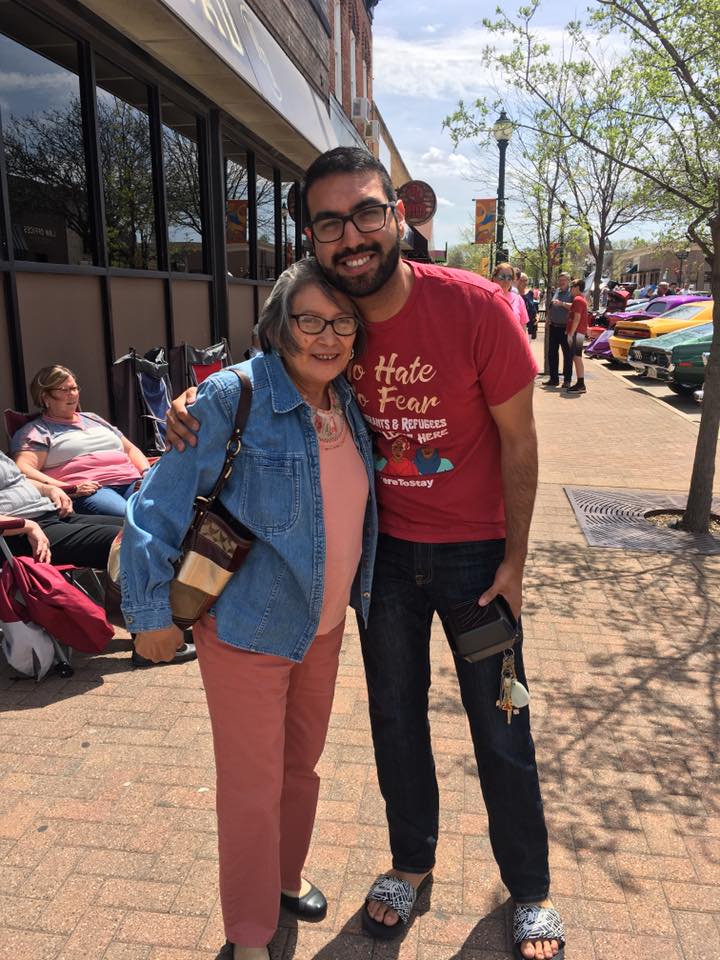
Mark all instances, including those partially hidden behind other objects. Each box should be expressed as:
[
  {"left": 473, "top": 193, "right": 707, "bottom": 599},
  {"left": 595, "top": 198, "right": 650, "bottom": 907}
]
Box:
[{"left": 194, "top": 614, "right": 344, "bottom": 947}]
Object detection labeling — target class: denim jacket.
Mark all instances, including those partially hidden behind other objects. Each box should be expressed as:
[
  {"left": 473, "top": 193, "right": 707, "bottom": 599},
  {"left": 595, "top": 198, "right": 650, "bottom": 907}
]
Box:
[{"left": 120, "top": 353, "right": 377, "bottom": 662}]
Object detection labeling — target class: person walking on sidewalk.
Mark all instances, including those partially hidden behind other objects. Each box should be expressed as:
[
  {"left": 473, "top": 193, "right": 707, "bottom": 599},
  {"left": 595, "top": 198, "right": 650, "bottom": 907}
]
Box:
[
  {"left": 565, "top": 278, "right": 589, "bottom": 394},
  {"left": 492, "top": 261, "right": 531, "bottom": 329},
  {"left": 121, "top": 259, "right": 378, "bottom": 960},
  {"left": 543, "top": 272, "right": 573, "bottom": 388},
  {"left": 166, "top": 148, "right": 565, "bottom": 960},
  {"left": 518, "top": 273, "right": 539, "bottom": 339}
]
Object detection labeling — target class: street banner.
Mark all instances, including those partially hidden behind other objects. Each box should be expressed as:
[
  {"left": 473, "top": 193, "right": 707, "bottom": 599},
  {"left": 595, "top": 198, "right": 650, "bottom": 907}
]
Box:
[
  {"left": 474, "top": 199, "right": 496, "bottom": 244},
  {"left": 226, "top": 199, "right": 248, "bottom": 243},
  {"left": 549, "top": 241, "right": 561, "bottom": 265}
]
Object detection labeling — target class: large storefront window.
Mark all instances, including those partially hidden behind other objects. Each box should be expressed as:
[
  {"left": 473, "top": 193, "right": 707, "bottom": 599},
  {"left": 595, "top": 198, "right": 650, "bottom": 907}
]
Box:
[
  {"left": 162, "top": 97, "right": 204, "bottom": 273},
  {"left": 224, "top": 138, "right": 250, "bottom": 278},
  {"left": 256, "top": 164, "right": 276, "bottom": 280},
  {"left": 0, "top": 7, "right": 90, "bottom": 265},
  {"left": 95, "top": 55, "right": 158, "bottom": 270}
]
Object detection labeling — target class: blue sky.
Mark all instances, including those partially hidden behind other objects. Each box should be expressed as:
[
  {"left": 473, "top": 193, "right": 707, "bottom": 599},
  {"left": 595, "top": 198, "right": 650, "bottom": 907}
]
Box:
[{"left": 371, "top": 0, "right": 587, "bottom": 251}]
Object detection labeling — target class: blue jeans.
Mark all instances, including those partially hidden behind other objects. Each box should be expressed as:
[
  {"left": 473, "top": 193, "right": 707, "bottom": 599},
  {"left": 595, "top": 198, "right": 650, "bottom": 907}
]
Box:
[
  {"left": 73, "top": 482, "right": 136, "bottom": 517},
  {"left": 358, "top": 534, "right": 550, "bottom": 902}
]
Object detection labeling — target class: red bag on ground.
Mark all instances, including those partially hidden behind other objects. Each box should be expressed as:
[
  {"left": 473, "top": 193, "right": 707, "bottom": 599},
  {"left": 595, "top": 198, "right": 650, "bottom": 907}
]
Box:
[{"left": 0, "top": 556, "right": 113, "bottom": 653}]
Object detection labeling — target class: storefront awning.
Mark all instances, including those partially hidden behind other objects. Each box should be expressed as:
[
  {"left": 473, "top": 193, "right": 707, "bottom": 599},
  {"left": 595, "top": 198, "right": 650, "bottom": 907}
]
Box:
[{"left": 78, "top": 0, "right": 361, "bottom": 168}]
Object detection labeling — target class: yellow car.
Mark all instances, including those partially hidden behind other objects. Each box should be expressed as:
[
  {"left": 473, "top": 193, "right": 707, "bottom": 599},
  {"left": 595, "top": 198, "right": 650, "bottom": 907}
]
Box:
[{"left": 609, "top": 299, "right": 714, "bottom": 362}]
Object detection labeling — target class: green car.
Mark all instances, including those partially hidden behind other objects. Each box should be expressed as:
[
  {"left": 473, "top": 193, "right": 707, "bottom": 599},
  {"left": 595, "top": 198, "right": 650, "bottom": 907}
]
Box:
[{"left": 627, "top": 321, "right": 713, "bottom": 389}]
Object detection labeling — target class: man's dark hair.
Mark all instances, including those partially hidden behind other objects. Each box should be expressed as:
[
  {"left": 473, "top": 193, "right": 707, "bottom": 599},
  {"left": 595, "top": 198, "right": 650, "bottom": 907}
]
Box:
[
  {"left": 570, "top": 277, "right": 585, "bottom": 292},
  {"left": 302, "top": 147, "right": 396, "bottom": 218}
]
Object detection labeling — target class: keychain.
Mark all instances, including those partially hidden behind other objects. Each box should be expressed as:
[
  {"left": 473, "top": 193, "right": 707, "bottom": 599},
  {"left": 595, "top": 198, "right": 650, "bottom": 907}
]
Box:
[{"left": 496, "top": 650, "right": 530, "bottom": 724}]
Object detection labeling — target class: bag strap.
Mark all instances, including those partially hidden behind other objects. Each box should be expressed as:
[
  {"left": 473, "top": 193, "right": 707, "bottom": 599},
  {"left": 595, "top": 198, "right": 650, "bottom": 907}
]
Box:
[{"left": 193, "top": 369, "right": 252, "bottom": 520}]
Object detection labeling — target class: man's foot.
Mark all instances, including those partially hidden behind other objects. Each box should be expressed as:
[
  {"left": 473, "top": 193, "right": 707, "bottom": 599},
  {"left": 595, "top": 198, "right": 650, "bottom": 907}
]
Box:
[
  {"left": 541, "top": 379, "right": 560, "bottom": 387},
  {"left": 514, "top": 899, "right": 565, "bottom": 960},
  {"left": 365, "top": 869, "right": 431, "bottom": 930},
  {"left": 566, "top": 381, "right": 586, "bottom": 393},
  {"left": 561, "top": 381, "right": 572, "bottom": 390}
]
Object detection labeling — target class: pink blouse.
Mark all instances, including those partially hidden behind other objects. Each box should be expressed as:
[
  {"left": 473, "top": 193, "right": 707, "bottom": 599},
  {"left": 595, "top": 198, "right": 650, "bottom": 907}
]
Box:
[{"left": 317, "top": 423, "right": 369, "bottom": 634}]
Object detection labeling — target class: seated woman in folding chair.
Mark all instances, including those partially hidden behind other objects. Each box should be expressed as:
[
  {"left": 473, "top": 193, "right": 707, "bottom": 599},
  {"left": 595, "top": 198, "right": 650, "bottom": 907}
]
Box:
[
  {"left": 11, "top": 365, "right": 151, "bottom": 517},
  {"left": 0, "top": 451, "right": 195, "bottom": 666}
]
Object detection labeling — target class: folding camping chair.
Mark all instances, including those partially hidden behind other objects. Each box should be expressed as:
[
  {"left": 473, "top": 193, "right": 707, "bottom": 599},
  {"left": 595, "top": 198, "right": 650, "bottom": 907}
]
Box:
[
  {"left": 168, "top": 339, "right": 233, "bottom": 396},
  {"left": 111, "top": 347, "right": 173, "bottom": 457}
]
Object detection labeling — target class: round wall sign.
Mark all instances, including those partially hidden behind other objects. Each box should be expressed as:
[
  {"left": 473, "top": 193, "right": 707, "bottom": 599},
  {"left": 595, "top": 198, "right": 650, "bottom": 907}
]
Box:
[{"left": 397, "top": 180, "right": 437, "bottom": 226}]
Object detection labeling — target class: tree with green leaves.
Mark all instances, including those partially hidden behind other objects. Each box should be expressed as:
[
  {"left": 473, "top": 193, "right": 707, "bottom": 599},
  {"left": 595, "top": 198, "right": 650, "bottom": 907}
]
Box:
[{"left": 452, "top": 0, "right": 720, "bottom": 532}]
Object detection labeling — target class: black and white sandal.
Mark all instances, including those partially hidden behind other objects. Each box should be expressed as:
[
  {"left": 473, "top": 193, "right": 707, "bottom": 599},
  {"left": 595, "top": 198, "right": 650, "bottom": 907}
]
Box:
[
  {"left": 513, "top": 903, "right": 565, "bottom": 959},
  {"left": 361, "top": 873, "right": 432, "bottom": 940}
]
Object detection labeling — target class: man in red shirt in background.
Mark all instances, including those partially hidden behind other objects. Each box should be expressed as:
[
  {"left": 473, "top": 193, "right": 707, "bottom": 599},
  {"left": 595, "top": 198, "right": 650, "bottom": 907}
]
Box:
[
  {"left": 565, "top": 278, "right": 589, "bottom": 394},
  {"left": 166, "top": 149, "right": 564, "bottom": 960}
]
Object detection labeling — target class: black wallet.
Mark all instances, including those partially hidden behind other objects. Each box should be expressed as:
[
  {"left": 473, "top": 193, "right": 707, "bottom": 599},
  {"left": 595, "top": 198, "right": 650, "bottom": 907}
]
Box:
[{"left": 444, "top": 595, "right": 518, "bottom": 662}]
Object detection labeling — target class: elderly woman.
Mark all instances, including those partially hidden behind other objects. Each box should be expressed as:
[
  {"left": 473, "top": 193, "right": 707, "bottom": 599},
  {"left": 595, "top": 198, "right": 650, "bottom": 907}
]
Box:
[
  {"left": 120, "top": 258, "right": 377, "bottom": 960},
  {"left": 12, "top": 365, "right": 150, "bottom": 516},
  {"left": 492, "top": 262, "right": 530, "bottom": 330}
]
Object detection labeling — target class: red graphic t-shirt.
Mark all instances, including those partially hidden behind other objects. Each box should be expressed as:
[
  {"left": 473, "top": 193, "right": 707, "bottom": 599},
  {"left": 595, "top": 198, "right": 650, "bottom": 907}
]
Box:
[
  {"left": 349, "top": 261, "right": 538, "bottom": 542},
  {"left": 566, "top": 296, "right": 589, "bottom": 335}
]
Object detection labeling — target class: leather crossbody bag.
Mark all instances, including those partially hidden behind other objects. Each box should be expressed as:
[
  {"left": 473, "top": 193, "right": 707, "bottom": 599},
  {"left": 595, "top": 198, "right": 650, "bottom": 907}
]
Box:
[{"left": 106, "top": 369, "right": 255, "bottom": 630}]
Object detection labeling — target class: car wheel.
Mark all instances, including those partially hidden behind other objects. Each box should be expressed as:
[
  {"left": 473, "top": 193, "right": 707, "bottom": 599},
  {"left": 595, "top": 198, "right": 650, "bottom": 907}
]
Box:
[{"left": 668, "top": 381, "right": 695, "bottom": 395}]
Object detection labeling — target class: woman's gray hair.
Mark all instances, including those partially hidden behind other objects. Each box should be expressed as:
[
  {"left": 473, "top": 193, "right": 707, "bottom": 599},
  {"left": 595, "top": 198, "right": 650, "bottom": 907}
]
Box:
[{"left": 258, "top": 258, "right": 366, "bottom": 357}]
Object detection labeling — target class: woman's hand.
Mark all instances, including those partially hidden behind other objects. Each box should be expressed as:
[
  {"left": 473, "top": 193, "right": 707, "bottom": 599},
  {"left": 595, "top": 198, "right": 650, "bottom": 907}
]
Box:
[
  {"left": 133, "top": 626, "right": 185, "bottom": 663},
  {"left": 23, "top": 520, "right": 52, "bottom": 564},
  {"left": 74, "top": 480, "right": 100, "bottom": 496},
  {"left": 45, "top": 486, "right": 73, "bottom": 517}
]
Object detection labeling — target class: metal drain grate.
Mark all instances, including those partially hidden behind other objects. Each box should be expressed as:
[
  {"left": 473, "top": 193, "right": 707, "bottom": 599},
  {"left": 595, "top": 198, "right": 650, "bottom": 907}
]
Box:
[{"left": 563, "top": 486, "right": 720, "bottom": 554}]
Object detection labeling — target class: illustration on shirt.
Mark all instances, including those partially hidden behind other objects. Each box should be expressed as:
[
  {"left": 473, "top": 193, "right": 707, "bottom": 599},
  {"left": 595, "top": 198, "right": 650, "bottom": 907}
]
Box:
[{"left": 374, "top": 435, "right": 453, "bottom": 477}]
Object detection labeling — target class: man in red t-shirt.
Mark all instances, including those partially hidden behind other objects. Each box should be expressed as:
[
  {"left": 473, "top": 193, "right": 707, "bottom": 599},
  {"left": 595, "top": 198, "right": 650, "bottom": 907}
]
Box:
[
  {"left": 166, "top": 150, "right": 564, "bottom": 960},
  {"left": 301, "top": 149, "right": 563, "bottom": 960},
  {"left": 565, "top": 278, "right": 589, "bottom": 394}
]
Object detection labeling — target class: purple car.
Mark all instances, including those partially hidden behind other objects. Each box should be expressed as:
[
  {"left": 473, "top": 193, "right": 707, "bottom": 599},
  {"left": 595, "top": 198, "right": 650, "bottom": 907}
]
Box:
[
  {"left": 585, "top": 327, "right": 613, "bottom": 359},
  {"left": 606, "top": 294, "right": 709, "bottom": 328}
]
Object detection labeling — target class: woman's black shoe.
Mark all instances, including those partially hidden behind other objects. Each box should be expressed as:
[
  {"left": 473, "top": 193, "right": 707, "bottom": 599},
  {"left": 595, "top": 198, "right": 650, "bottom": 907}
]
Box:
[{"left": 280, "top": 883, "right": 327, "bottom": 921}]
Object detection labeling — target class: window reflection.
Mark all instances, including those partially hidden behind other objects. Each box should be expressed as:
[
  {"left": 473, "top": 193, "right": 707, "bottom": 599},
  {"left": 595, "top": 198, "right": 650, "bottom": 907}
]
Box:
[
  {"left": 224, "top": 139, "right": 250, "bottom": 278},
  {"left": 256, "top": 164, "right": 276, "bottom": 280},
  {"left": 162, "top": 98, "right": 204, "bottom": 273},
  {"left": 95, "top": 55, "right": 157, "bottom": 270},
  {"left": 0, "top": 9, "right": 90, "bottom": 265},
  {"left": 281, "top": 181, "right": 297, "bottom": 272}
]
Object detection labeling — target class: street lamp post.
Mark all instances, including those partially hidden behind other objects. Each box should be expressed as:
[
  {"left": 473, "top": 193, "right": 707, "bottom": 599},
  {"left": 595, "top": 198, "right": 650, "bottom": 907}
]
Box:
[
  {"left": 675, "top": 249, "right": 689, "bottom": 289},
  {"left": 492, "top": 110, "right": 514, "bottom": 264}
]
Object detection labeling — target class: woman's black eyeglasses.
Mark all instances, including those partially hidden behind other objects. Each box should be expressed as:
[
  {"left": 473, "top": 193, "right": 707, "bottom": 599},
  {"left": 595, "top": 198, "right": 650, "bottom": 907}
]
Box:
[{"left": 291, "top": 314, "right": 359, "bottom": 336}]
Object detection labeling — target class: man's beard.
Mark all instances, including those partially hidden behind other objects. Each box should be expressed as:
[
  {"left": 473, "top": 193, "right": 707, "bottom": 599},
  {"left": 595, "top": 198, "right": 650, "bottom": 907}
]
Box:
[{"left": 320, "top": 233, "right": 401, "bottom": 298}]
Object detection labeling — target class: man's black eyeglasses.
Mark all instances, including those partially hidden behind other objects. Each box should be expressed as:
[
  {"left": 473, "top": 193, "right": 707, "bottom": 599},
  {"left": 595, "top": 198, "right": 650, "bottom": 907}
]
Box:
[{"left": 310, "top": 203, "right": 397, "bottom": 243}]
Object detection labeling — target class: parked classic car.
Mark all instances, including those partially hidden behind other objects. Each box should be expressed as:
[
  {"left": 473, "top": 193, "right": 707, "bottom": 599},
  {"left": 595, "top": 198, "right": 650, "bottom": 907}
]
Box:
[
  {"left": 585, "top": 327, "right": 614, "bottom": 360},
  {"left": 627, "top": 320, "right": 713, "bottom": 385},
  {"left": 608, "top": 297, "right": 713, "bottom": 362},
  {"left": 587, "top": 299, "right": 651, "bottom": 341}
]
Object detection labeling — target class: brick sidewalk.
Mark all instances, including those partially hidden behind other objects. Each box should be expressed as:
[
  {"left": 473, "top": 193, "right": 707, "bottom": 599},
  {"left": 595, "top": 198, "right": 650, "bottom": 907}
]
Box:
[{"left": 1, "top": 340, "right": 718, "bottom": 959}]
